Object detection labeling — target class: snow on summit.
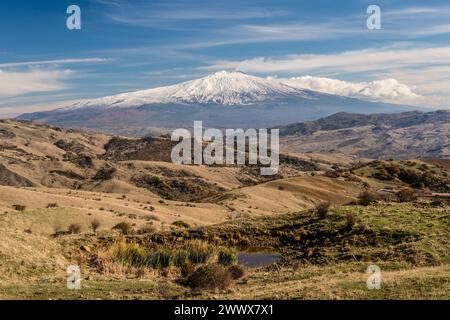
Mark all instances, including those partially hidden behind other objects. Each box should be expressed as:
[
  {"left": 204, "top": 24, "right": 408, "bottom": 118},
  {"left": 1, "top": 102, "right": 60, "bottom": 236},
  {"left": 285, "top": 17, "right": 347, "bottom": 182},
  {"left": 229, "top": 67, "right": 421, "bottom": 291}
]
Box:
[
  {"left": 168, "top": 71, "right": 308, "bottom": 105},
  {"left": 62, "top": 71, "right": 418, "bottom": 111},
  {"left": 64, "top": 71, "right": 311, "bottom": 110}
]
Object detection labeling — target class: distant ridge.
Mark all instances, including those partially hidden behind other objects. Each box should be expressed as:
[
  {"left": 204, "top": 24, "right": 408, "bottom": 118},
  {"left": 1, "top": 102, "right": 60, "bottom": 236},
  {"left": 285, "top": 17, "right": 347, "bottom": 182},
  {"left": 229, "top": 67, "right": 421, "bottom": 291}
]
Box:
[{"left": 279, "top": 110, "right": 450, "bottom": 159}]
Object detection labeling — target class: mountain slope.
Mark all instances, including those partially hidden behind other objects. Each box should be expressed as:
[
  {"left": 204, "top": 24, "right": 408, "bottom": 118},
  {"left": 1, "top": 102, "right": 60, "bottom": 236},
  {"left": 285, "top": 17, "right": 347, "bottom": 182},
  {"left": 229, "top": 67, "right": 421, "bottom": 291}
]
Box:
[
  {"left": 18, "top": 71, "right": 413, "bottom": 135},
  {"left": 279, "top": 110, "right": 450, "bottom": 159},
  {"left": 64, "top": 71, "right": 313, "bottom": 109}
]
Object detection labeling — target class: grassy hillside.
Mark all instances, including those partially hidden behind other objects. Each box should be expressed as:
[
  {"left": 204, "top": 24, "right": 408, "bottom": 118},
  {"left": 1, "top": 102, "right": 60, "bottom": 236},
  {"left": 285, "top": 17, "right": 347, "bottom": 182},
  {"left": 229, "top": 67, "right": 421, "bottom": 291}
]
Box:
[
  {"left": 0, "top": 120, "right": 448, "bottom": 299},
  {"left": 0, "top": 199, "right": 448, "bottom": 299}
]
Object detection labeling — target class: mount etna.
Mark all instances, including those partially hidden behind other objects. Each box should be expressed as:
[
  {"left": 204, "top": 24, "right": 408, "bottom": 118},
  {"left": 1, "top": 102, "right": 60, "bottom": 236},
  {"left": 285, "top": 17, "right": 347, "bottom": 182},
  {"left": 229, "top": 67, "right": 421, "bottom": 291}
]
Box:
[{"left": 18, "top": 71, "right": 414, "bottom": 136}]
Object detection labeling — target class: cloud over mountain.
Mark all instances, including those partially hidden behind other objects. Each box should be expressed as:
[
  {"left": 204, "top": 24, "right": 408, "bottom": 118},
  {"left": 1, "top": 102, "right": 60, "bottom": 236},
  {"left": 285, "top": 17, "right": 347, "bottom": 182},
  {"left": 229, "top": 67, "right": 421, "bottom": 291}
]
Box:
[
  {"left": 0, "top": 69, "right": 72, "bottom": 97},
  {"left": 275, "top": 76, "right": 420, "bottom": 102}
]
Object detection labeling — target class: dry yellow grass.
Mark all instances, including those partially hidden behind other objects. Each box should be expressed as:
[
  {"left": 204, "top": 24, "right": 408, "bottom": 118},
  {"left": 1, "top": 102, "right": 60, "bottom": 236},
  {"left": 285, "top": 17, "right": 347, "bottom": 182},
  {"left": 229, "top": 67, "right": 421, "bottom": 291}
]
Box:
[{"left": 1, "top": 120, "right": 448, "bottom": 300}]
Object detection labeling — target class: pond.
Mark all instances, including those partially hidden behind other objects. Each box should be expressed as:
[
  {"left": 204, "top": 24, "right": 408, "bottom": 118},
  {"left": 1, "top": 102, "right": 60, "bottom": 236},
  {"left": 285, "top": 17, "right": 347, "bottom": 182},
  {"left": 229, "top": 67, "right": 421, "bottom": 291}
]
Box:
[{"left": 237, "top": 251, "right": 281, "bottom": 268}]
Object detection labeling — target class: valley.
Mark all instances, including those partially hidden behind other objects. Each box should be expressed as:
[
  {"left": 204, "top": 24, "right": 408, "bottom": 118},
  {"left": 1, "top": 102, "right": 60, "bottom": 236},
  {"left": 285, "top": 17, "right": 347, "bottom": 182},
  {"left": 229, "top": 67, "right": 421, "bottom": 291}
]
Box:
[{"left": 0, "top": 118, "right": 448, "bottom": 299}]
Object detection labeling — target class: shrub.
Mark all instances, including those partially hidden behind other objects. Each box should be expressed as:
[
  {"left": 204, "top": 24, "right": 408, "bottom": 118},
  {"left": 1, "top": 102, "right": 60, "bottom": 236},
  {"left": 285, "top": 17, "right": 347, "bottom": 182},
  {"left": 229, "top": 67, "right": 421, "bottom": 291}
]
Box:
[
  {"left": 149, "top": 250, "right": 172, "bottom": 269},
  {"left": 315, "top": 202, "right": 330, "bottom": 218},
  {"left": 372, "top": 169, "right": 393, "bottom": 181},
  {"left": 12, "top": 204, "right": 26, "bottom": 211},
  {"left": 103, "top": 240, "right": 218, "bottom": 271},
  {"left": 173, "top": 250, "right": 189, "bottom": 267},
  {"left": 114, "top": 243, "right": 148, "bottom": 267},
  {"left": 186, "top": 240, "right": 214, "bottom": 264},
  {"left": 228, "top": 265, "right": 246, "bottom": 280},
  {"left": 324, "top": 170, "right": 340, "bottom": 178},
  {"left": 397, "top": 188, "right": 418, "bottom": 203},
  {"left": 68, "top": 223, "right": 82, "bottom": 234},
  {"left": 395, "top": 167, "right": 446, "bottom": 190},
  {"left": 112, "top": 222, "right": 132, "bottom": 235},
  {"left": 180, "top": 263, "right": 195, "bottom": 278},
  {"left": 46, "top": 203, "right": 58, "bottom": 208},
  {"left": 430, "top": 199, "right": 446, "bottom": 207},
  {"left": 398, "top": 168, "right": 422, "bottom": 184},
  {"left": 357, "top": 191, "right": 379, "bottom": 206},
  {"left": 91, "top": 219, "right": 101, "bottom": 232},
  {"left": 93, "top": 166, "right": 116, "bottom": 181},
  {"left": 385, "top": 165, "right": 400, "bottom": 176},
  {"left": 187, "top": 264, "right": 231, "bottom": 290},
  {"left": 345, "top": 213, "right": 356, "bottom": 229},
  {"left": 173, "top": 220, "right": 191, "bottom": 228},
  {"left": 379, "top": 192, "right": 397, "bottom": 203},
  {"left": 218, "top": 248, "right": 237, "bottom": 266},
  {"left": 136, "top": 225, "right": 156, "bottom": 234},
  {"left": 126, "top": 245, "right": 149, "bottom": 267}
]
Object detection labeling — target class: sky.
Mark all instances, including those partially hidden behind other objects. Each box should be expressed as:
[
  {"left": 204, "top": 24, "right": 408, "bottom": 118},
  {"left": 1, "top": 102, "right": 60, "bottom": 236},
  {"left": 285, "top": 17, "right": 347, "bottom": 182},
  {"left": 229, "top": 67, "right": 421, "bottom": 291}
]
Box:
[{"left": 1, "top": 0, "right": 450, "bottom": 117}]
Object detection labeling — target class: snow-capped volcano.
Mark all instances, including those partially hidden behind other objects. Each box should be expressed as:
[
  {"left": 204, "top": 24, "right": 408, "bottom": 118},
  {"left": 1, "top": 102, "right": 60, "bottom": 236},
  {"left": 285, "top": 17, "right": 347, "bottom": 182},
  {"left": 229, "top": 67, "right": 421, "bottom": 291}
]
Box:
[
  {"left": 19, "top": 71, "right": 413, "bottom": 136},
  {"left": 65, "top": 71, "right": 312, "bottom": 110}
]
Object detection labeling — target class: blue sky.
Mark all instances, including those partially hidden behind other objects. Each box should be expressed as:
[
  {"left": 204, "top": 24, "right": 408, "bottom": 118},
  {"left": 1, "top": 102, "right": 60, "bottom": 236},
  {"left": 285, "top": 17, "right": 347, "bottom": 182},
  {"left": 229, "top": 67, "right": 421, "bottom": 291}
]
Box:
[{"left": 1, "top": 0, "right": 450, "bottom": 116}]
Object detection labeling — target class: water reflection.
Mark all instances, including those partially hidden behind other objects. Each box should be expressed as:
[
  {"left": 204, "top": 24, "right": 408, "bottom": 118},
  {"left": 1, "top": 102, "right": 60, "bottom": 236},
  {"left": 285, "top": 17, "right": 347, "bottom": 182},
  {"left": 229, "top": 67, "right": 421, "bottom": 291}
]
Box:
[{"left": 237, "top": 251, "right": 281, "bottom": 268}]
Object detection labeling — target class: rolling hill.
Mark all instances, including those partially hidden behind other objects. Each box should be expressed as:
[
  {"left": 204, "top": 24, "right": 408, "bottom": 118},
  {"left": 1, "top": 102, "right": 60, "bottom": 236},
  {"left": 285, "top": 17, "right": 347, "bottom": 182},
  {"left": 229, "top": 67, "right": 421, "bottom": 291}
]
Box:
[
  {"left": 0, "top": 119, "right": 448, "bottom": 299},
  {"left": 279, "top": 110, "right": 450, "bottom": 159}
]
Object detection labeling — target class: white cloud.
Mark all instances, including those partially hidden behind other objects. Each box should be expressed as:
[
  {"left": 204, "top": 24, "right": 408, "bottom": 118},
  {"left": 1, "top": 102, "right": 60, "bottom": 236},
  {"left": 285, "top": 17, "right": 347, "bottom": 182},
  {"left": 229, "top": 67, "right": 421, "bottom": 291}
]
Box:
[
  {"left": 288, "top": 74, "right": 450, "bottom": 109},
  {"left": 101, "top": 0, "right": 286, "bottom": 29},
  {"left": 277, "top": 76, "right": 420, "bottom": 102},
  {"left": 0, "top": 69, "right": 73, "bottom": 97},
  {"left": 0, "top": 57, "right": 108, "bottom": 99},
  {"left": 201, "top": 44, "right": 450, "bottom": 109},
  {"left": 202, "top": 45, "right": 450, "bottom": 74},
  {"left": 0, "top": 58, "right": 107, "bottom": 68},
  {"left": 386, "top": 6, "right": 450, "bottom": 17},
  {"left": 408, "top": 24, "right": 450, "bottom": 36}
]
